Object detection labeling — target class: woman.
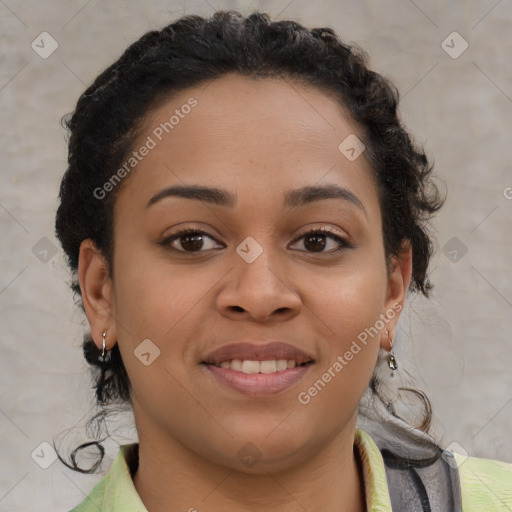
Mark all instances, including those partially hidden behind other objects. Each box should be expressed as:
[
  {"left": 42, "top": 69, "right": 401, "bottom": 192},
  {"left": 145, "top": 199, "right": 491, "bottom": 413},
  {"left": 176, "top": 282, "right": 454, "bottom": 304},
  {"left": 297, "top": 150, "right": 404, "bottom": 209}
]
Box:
[{"left": 55, "top": 10, "right": 511, "bottom": 512}]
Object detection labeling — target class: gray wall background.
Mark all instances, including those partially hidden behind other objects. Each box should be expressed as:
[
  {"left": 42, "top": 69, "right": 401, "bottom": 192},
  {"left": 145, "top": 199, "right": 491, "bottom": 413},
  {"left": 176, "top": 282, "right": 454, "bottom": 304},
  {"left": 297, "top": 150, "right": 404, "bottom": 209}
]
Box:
[{"left": 1, "top": 1, "right": 511, "bottom": 510}]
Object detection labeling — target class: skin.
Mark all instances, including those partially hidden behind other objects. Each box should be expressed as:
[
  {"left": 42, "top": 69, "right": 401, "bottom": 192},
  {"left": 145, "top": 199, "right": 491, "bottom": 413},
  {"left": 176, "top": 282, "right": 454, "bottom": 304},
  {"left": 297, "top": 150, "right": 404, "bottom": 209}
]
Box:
[{"left": 79, "top": 73, "right": 412, "bottom": 512}]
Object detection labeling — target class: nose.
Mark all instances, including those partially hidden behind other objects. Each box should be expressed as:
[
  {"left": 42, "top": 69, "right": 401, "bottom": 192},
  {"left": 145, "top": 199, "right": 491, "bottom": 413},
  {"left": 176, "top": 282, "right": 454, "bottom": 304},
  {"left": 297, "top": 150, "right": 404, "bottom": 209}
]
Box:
[{"left": 216, "top": 245, "right": 302, "bottom": 323}]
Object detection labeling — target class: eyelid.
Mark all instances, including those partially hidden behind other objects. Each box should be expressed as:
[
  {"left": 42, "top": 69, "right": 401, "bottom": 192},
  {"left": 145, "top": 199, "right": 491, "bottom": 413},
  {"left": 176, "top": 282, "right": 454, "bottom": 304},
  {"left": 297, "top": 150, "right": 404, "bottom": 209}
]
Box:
[
  {"left": 291, "top": 225, "right": 349, "bottom": 243},
  {"left": 160, "top": 222, "right": 219, "bottom": 239}
]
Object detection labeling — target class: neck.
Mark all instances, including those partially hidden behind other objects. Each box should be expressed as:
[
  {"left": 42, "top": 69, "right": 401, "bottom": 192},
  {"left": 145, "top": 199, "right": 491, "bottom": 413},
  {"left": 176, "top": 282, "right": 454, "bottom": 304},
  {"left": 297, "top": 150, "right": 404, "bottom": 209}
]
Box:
[{"left": 132, "top": 422, "right": 366, "bottom": 512}]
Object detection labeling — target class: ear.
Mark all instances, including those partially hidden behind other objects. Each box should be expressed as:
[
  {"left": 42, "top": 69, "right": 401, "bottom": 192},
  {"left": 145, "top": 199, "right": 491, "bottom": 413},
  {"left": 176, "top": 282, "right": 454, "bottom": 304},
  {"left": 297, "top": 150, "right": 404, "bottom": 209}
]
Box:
[
  {"left": 78, "top": 239, "right": 116, "bottom": 351},
  {"left": 380, "top": 240, "right": 412, "bottom": 351}
]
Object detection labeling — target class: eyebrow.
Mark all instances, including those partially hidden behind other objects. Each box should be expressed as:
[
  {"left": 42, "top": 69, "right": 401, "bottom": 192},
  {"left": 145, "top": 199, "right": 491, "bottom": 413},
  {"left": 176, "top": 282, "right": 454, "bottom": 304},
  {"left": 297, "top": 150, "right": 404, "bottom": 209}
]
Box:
[{"left": 146, "top": 183, "right": 367, "bottom": 217}]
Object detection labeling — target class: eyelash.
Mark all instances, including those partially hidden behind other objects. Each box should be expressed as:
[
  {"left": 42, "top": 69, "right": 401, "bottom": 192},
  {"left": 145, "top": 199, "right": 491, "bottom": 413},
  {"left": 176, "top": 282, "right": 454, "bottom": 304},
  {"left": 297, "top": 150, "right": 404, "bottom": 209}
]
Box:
[{"left": 158, "top": 226, "right": 352, "bottom": 255}]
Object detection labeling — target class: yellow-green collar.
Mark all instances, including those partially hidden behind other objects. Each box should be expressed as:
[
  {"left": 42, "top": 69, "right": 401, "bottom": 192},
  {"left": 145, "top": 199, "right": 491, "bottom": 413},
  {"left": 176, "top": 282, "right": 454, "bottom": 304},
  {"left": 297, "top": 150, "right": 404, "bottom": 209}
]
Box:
[
  {"left": 73, "top": 428, "right": 392, "bottom": 511},
  {"left": 354, "top": 428, "right": 393, "bottom": 511}
]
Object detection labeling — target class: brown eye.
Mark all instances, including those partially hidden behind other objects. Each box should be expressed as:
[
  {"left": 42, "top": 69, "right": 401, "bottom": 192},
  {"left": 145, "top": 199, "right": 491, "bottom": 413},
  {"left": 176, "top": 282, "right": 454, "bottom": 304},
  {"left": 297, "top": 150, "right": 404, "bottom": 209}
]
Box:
[
  {"left": 178, "top": 232, "right": 206, "bottom": 251},
  {"left": 304, "top": 233, "right": 328, "bottom": 252},
  {"left": 159, "top": 229, "right": 224, "bottom": 253},
  {"left": 290, "top": 228, "right": 351, "bottom": 254}
]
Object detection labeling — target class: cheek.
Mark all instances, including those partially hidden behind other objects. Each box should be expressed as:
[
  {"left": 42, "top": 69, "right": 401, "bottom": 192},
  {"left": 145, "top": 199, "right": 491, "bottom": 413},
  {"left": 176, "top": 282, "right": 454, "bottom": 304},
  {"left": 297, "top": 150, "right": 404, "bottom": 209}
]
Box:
[
  {"left": 308, "top": 249, "right": 388, "bottom": 337},
  {"left": 115, "top": 233, "right": 188, "bottom": 308},
  {"left": 300, "top": 247, "right": 387, "bottom": 393},
  {"left": 111, "top": 245, "right": 220, "bottom": 362}
]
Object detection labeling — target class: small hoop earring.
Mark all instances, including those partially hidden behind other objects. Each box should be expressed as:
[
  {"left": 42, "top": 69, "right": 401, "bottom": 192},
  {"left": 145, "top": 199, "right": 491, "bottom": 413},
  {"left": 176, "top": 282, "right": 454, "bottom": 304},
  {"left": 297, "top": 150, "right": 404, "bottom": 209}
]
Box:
[{"left": 386, "top": 329, "right": 398, "bottom": 371}]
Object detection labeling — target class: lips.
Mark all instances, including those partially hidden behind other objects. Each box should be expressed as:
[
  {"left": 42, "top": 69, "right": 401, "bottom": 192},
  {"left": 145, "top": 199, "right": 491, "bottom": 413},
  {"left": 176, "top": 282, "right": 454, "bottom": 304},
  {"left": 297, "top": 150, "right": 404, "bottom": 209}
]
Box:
[{"left": 201, "top": 341, "right": 315, "bottom": 366}]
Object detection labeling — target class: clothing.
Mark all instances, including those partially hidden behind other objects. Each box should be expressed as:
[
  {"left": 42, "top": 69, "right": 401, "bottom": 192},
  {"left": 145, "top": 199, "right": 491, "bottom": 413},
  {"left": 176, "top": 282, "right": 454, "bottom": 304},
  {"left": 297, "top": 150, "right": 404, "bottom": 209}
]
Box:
[{"left": 69, "top": 428, "right": 512, "bottom": 511}]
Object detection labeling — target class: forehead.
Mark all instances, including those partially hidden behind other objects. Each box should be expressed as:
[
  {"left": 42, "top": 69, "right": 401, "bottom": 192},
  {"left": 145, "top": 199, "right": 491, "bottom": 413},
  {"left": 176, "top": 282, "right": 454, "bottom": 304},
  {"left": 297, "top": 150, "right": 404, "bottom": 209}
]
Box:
[{"left": 114, "top": 73, "right": 380, "bottom": 219}]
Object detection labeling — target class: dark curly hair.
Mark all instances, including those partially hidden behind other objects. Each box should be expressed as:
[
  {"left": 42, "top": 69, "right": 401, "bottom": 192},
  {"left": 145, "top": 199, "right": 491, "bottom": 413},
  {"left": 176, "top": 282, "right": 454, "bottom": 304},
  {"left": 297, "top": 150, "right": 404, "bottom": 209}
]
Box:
[{"left": 54, "top": 10, "right": 445, "bottom": 473}]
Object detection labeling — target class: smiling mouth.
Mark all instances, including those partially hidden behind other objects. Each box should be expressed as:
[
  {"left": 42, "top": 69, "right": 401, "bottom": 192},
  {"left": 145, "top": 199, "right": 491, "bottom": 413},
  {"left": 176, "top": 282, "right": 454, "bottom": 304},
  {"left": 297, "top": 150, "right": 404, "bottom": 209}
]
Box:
[{"left": 202, "top": 359, "right": 314, "bottom": 373}]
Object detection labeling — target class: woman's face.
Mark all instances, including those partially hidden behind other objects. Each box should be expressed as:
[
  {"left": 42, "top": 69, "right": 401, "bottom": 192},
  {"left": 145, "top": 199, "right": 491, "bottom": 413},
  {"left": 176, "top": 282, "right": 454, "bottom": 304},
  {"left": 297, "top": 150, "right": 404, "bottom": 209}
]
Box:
[{"left": 82, "top": 73, "right": 411, "bottom": 472}]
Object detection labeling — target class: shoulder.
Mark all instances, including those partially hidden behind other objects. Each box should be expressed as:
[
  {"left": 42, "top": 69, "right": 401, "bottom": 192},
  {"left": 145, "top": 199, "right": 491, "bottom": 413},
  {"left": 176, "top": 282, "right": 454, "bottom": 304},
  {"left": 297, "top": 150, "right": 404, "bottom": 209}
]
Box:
[
  {"left": 451, "top": 450, "right": 512, "bottom": 511},
  {"left": 68, "top": 444, "right": 144, "bottom": 512},
  {"left": 68, "top": 474, "right": 108, "bottom": 512}
]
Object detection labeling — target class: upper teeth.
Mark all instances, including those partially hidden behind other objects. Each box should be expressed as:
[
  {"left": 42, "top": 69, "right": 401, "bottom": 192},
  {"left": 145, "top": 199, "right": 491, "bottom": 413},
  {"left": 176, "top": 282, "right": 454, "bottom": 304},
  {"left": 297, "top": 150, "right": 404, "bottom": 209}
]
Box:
[{"left": 217, "top": 359, "right": 299, "bottom": 373}]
